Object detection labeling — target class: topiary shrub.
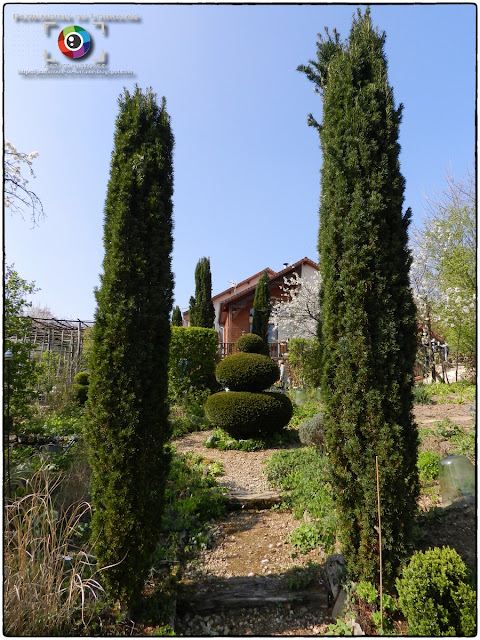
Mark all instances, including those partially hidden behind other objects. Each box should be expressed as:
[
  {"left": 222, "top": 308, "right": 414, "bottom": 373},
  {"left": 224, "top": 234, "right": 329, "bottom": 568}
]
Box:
[
  {"left": 396, "top": 546, "right": 476, "bottom": 636},
  {"left": 73, "top": 371, "right": 89, "bottom": 405},
  {"left": 74, "top": 371, "right": 89, "bottom": 386},
  {"left": 205, "top": 391, "right": 293, "bottom": 438},
  {"left": 298, "top": 412, "right": 325, "bottom": 449},
  {"left": 237, "top": 333, "right": 267, "bottom": 354},
  {"left": 215, "top": 352, "right": 279, "bottom": 392}
]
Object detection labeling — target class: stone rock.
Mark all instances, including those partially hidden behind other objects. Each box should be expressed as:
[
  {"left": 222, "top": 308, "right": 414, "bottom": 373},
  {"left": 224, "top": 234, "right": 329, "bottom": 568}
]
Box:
[
  {"left": 325, "top": 553, "right": 346, "bottom": 601},
  {"left": 331, "top": 588, "right": 347, "bottom": 620}
]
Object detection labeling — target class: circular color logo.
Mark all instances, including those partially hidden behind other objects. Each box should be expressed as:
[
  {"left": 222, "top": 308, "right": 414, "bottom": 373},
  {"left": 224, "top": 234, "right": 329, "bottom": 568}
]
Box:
[{"left": 58, "top": 25, "right": 91, "bottom": 59}]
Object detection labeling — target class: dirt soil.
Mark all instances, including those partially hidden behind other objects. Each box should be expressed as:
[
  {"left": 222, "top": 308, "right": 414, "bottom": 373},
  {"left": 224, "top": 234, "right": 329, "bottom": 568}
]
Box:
[{"left": 173, "top": 399, "right": 476, "bottom": 636}]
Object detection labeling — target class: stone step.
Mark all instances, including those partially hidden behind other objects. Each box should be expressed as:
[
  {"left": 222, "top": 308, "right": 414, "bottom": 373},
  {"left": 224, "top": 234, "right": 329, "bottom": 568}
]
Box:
[
  {"left": 227, "top": 490, "right": 282, "bottom": 510},
  {"left": 177, "top": 575, "right": 329, "bottom": 614}
]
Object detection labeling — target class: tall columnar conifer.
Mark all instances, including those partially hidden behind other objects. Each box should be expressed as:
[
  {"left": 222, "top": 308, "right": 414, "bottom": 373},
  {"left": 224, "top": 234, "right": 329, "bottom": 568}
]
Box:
[
  {"left": 86, "top": 87, "right": 174, "bottom": 608},
  {"left": 189, "top": 257, "right": 215, "bottom": 328},
  {"left": 299, "top": 9, "right": 419, "bottom": 584},
  {"left": 252, "top": 270, "right": 271, "bottom": 353},
  {"left": 171, "top": 305, "right": 183, "bottom": 326}
]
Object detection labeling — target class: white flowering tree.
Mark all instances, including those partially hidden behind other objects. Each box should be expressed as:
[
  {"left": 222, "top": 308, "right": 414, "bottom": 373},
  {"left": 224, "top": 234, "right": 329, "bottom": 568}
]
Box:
[
  {"left": 271, "top": 270, "right": 321, "bottom": 340},
  {"left": 4, "top": 141, "right": 44, "bottom": 225},
  {"left": 411, "top": 169, "right": 476, "bottom": 368}
]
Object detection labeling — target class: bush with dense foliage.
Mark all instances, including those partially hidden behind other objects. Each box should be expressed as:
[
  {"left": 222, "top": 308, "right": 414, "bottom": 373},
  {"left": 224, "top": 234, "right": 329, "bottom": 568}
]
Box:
[
  {"left": 215, "top": 352, "right": 279, "bottom": 391},
  {"left": 288, "top": 338, "right": 322, "bottom": 388},
  {"left": 205, "top": 390, "right": 292, "bottom": 438},
  {"left": 236, "top": 333, "right": 266, "bottom": 354},
  {"left": 169, "top": 326, "right": 219, "bottom": 400},
  {"left": 396, "top": 547, "right": 476, "bottom": 636},
  {"left": 73, "top": 371, "right": 89, "bottom": 405},
  {"left": 86, "top": 87, "right": 175, "bottom": 609},
  {"left": 299, "top": 8, "right": 419, "bottom": 584},
  {"left": 298, "top": 412, "right": 325, "bottom": 448}
]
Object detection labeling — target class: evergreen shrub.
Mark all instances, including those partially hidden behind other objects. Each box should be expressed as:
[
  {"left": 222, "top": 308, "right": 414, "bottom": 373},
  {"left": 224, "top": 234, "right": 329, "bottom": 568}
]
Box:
[
  {"left": 288, "top": 338, "right": 322, "bottom": 388},
  {"left": 205, "top": 391, "right": 292, "bottom": 438},
  {"left": 237, "top": 333, "right": 266, "bottom": 354},
  {"left": 73, "top": 371, "right": 89, "bottom": 405},
  {"left": 396, "top": 547, "right": 476, "bottom": 636},
  {"left": 215, "top": 352, "right": 279, "bottom": 392},
  {"left": 74, "top": 372, "right": 89, "bottom": 386},
  {"left": 298, "top": 412, "right": 325, "bottom": 448},
  {"left": 169, "top": 327, "right": 219, "bottom": 400}
]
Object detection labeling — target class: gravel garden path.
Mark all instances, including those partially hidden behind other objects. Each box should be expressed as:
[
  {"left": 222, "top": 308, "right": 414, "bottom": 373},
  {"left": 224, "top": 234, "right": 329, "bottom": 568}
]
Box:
[
  {"left": 171, "top": 399, "right": 476, "bottom": 636},
  {"left": 173, "top": 432, "right": 333, "bottom": 636}
]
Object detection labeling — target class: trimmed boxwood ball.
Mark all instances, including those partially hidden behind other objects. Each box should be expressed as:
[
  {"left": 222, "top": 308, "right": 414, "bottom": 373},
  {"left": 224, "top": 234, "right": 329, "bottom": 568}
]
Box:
[
  {"left": 74, "top": 371, "right": 89, "bottom": 386},
  {"left": 205, "top": 391, "right": 293, "bottom": 438},
  {"left": 216, "top": 352, "right": 279, "bottom": 392},
  {"left": 237, "top": 333, "right": 267, "bottom": 354}
]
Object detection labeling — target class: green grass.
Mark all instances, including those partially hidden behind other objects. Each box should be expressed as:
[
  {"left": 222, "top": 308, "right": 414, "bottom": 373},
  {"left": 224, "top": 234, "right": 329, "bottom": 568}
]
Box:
[{"left": 416, "top": 381, "right": 475, "bottom": 405}]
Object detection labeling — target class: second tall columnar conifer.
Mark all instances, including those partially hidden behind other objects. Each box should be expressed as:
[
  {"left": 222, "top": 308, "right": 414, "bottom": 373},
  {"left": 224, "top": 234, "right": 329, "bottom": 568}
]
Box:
[
  {"left": 299, "top": 9, "right": 419, "bottom": 584},
  {"left": 189, "top": 257, "right": 215, "bottom": 328},
  {"left": 172, "top": 305, "right": 183, "bottom": 326},
  {"left": 86, "top": 87, "right": 174, "bottom": 608},
  {"left": 252, "top": 270, "right": 271, "bottom": 353}
]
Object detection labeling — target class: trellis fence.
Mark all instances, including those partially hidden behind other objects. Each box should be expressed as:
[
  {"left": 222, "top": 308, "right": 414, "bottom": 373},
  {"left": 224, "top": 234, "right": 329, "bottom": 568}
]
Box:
[{"left": 7, "top": 317, "right": 94, "bottom": 396}]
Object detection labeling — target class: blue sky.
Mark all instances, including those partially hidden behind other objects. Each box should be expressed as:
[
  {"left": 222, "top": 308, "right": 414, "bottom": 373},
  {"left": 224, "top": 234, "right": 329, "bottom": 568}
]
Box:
[{"left": 4, "top": 3, "right": 476, "bottom": 321}]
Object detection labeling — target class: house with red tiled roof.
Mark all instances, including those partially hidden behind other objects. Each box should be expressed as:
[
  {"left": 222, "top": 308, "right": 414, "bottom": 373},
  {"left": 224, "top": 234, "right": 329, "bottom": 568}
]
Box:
[{"left": 210, "top": 257, "right": 318, "bottom": 358}]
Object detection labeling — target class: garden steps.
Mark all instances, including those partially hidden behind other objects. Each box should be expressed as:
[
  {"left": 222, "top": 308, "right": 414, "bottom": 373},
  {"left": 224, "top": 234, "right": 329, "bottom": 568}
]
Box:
[
  {"left": 177, "top": 575, "right": 329, "bottom": 614},
  {"left": 227, "top": 489, "right": 282, "bottom": 510}
]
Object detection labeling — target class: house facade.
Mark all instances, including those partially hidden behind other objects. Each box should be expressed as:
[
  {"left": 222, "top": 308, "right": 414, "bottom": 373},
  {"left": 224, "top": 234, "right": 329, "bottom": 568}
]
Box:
[{"left": 211, "top": 257, "right": 318, "bottom": 357}]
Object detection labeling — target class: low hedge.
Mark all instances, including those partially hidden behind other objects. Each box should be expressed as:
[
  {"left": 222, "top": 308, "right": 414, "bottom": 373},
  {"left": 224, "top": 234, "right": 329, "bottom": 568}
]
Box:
[
  {"left": 215, "top": 352, "right": 279, "bottom": 392},
  {"left": 236, "top": 333, "right": 266, "bottom": 354},
  {"left": 205, "top": 391, "right": 293, "bottom": 438}
]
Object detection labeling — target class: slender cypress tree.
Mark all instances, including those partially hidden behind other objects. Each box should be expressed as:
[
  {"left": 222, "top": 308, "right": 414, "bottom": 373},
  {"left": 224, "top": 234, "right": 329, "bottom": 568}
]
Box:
[
  {"left": 86, "top": 87, "right": 174, "bottom": 608},
  {"left": 172, "top": 305, "right": 183, "bottom": 326},
  {"left": 189, "top": 257, "right": 215, "bottom": 328},
  {"left": 299, "top": 9, "right": 419, "bottom": 584},
  {"left": 252, "top": 270, "right": 271, "bottom": 353}
]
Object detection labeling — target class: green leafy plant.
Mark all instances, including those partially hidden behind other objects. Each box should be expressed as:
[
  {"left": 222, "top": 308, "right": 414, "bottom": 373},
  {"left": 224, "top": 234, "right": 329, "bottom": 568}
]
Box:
[
  {"left": 355, "top": 581, "right": 378, "bottom": 605},
  {"left": 287, "top": 400, "right": 322, "bottom": 428},
  {"left": 204, "top": 428, "right": 265, "bottom": 452},
  {"left": 284, "top": 561, "right": 320, "bottom": 590},
  {"left": 396, "top": 546, "right": 476, "bottom": 636},
  {"left": 417, "top": 450, "right": 441, "bottom": 484},
  {"left": 412, "top": 384, "right": 433, "bottom": 405},
  {"left": 265, "top": 448, "right": 335, "bottom": 552},
  {"left": 287, "top": 522, "right": 322, "bottom": 553},
  {"left": 298, "top": 412, "right": 324, "bottom": 448}
]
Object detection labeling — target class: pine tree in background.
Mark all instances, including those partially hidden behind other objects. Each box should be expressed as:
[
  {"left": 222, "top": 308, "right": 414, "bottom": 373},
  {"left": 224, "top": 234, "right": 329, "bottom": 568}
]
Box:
[
  {"left": 188, "top": 257, "right": 215, "bottom": 328},
  {"left": 86, "top": 87, "right": 174, "bottom": 609},
  {"left": 299, "top": 9, "right": 419, "bottom": 585},
  {"left": 172, "top": 305, "right": 183, "bottom": 326},
  {"left": 252, "top": 270, "right": 271, "bottom": 354}
]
